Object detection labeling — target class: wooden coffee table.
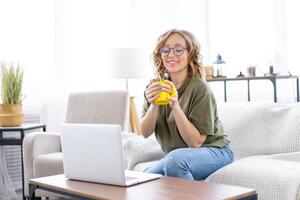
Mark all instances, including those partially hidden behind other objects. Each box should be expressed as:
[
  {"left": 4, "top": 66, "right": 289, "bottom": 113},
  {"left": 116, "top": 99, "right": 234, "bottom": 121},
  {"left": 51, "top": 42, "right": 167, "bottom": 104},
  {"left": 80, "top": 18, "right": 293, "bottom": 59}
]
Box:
[{"left": 29, "top": 174, "right": 257, "bottom": 200}]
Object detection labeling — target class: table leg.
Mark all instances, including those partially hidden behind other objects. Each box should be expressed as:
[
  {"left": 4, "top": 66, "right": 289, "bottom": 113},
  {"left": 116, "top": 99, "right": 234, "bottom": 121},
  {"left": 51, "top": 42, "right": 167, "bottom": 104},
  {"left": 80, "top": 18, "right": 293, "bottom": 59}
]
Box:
[
  {"left": 241, "top": 193, "right": 258, "bottom": 200},
  {"left": 247, "top": 80, "right": 251, "bottom": 101},
  {"left": 269, "top": 78, "right": 277, "bottom": 102},
  {"left": 28, "top": 183, "right": 37, "bottom": 200},
  {"left": 224, "top": 81, "right": 227, "bottom": 102},
  {"left": 273, "top": 80, "right": 277, "bottom": 102}
]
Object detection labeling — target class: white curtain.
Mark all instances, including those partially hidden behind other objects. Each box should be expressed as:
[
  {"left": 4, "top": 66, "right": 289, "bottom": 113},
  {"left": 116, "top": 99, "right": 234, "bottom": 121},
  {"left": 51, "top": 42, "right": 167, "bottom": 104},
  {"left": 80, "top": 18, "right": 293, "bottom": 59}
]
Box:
[
  {"left": 1, "top": 0, "right": 299, "bottom": 93},
  {"left": 0, "top": 148, "right": 18, "bottom": 200},
  {"left": 0, "top": 0, "right": 55, "bottom": 196},
  {"left": 63, "top": 0, "right": 133, "bottom": 92},
  {"left": 54, "top": 0, "right": 300, "bottom": 92},
  {"left": 286, "top": 0, "right": 300, "bottom": 75},
  {"left": 0, "top": 0, "right": 56, "bottom": 92},
  {"left": 207, "top": 0, "right": 289, "bottom": 77}
]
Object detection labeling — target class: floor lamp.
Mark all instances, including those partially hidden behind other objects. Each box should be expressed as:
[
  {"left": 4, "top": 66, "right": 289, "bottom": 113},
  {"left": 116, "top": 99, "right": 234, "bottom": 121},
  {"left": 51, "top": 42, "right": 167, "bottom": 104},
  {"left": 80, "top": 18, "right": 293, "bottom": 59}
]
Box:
[{"left": 108, "top": 48, "right": 147, "bottom": 134}]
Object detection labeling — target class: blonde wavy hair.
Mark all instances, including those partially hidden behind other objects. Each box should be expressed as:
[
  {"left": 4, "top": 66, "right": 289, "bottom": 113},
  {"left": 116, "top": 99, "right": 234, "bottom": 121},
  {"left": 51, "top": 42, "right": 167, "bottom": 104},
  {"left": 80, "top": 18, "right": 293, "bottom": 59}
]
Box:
[{"left": 152, "top": 29, "right": 206, "bottom": 80}]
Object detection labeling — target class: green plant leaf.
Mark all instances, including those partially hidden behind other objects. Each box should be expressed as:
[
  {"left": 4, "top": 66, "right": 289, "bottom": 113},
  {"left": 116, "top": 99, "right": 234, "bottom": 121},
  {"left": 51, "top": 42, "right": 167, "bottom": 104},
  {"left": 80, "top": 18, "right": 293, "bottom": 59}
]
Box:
[{"left": 1, "top": 62, "right": 24, "bottom": 104}]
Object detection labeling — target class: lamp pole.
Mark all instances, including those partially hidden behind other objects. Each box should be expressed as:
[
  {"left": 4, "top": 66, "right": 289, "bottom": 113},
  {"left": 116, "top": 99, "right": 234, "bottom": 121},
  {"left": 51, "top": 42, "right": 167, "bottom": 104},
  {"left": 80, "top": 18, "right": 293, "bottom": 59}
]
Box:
[{"left": 126, "top": 78, "right": 141, "bottom": 134}]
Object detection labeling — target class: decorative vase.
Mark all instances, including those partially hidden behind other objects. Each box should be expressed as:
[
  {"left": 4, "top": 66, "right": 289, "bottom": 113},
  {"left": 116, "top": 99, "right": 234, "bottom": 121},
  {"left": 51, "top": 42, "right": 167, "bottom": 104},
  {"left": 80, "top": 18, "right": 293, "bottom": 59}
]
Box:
[{"left": 0, "top": 104, "right": 24, "bottom": 127}]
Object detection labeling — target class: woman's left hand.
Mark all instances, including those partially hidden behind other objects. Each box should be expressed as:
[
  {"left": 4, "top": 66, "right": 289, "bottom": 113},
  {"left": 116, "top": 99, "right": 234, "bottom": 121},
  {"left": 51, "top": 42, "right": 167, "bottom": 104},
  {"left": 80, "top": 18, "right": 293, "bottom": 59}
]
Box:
[{"left": 164, "top": 80, "right": 180, "bottom": 109}]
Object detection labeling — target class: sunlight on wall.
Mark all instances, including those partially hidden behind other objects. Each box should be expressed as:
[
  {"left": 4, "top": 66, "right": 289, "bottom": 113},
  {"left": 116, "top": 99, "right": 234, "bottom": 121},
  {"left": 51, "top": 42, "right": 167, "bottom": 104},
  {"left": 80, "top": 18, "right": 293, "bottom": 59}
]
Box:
[
  {"left": 208, "top": 0, "right": 277, "bottom": 77},
  {"left": 63, "top": 0, "right": 133, "bottom": 91},
  {"left": 287, "top": 0, "right": 300, "bottom": 75},
  {"left": 1, "top": 0, "right": 299, "bottom": 94},
  {"left": 60, "top": 0, "right": 300, "bottom": 93},
  {"left": 62, "top": 0, "right": 209, "bottom": 92},
  {"left": 0, "top": 0, "right": 56, "bottom": 91}
]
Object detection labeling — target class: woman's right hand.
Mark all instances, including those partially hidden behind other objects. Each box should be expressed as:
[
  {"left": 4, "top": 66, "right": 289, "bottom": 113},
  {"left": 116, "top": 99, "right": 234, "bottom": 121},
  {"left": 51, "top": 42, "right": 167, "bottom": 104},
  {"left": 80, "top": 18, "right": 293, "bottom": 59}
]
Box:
[{"left": 144, "top": 80, "right": 161, "bottom": 105}]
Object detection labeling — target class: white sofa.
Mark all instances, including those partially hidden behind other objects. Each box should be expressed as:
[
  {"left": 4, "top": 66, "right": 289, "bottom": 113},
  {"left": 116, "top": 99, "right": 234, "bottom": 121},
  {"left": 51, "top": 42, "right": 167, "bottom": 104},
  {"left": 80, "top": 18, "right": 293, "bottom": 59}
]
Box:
[
  {"left": 122, "top": 102, "right": 300, "bottom": 200},
  {"left": 23, "top": 90, "right": 130, "bottom": 198},
  {"left": 24, "top": 102, "right": 300, "bottom": 200}
]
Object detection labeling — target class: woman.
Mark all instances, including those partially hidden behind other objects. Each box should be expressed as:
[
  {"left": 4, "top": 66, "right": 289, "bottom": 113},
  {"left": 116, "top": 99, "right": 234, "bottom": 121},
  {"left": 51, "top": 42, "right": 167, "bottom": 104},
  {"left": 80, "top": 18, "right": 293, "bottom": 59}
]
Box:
[{"left": 140, "top": 29, "right": 233, "bottom": 180}]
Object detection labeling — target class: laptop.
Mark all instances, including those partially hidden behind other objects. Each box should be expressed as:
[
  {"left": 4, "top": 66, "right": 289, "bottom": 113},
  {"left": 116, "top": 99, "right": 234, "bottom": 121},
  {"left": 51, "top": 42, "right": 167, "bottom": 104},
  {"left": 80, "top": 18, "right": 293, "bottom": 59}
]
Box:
[{"left": 60, "top": 123, "right": 161, "bottom": 186}]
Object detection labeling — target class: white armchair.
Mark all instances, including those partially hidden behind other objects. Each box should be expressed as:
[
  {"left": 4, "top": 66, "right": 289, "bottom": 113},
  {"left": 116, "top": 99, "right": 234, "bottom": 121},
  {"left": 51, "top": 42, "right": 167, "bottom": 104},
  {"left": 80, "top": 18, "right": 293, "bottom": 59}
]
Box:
[{"left": 23, "top": 90, "right": 129, "bottom": 198}]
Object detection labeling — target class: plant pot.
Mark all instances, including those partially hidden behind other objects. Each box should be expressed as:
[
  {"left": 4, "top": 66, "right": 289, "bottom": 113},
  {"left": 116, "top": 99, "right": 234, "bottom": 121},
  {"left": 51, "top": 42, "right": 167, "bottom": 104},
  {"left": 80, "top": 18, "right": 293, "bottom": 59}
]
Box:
[{"left": 0, "top": 104, "right": 24, "bottom": 127}]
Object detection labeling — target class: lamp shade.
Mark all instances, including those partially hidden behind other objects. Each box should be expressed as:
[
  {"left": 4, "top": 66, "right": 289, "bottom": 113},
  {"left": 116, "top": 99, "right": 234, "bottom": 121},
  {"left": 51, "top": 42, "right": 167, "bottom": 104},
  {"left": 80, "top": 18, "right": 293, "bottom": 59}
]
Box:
[{"left": 108, "top": 48, "right": 148, "bottom": 79}]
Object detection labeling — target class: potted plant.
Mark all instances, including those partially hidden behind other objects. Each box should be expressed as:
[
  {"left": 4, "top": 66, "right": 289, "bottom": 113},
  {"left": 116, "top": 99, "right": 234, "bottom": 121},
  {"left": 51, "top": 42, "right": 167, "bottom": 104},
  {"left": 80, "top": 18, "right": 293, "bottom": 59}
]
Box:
[{"left": 0, "top": 62, "right": 24, "bottom": 126}]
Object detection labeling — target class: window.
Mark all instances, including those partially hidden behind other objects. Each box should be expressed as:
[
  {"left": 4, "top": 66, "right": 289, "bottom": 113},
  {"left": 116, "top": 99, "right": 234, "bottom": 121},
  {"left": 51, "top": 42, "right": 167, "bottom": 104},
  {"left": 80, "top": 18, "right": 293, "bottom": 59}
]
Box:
[
  {"left": 208, "top": 0, "right": 279, "bottom": 77},
  {"left": 0, "top": 0, "right": 56, "bottom": 92}
]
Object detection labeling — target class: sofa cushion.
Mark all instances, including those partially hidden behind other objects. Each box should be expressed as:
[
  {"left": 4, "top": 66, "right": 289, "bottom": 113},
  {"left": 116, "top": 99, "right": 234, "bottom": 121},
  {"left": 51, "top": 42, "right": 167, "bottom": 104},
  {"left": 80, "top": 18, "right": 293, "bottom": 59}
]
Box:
[
  {"left": 206, "top": 154, "right": 300, "bottom": 200},
  {"left": 122, "top": 134, "right": 165, "bottom": 170},
  {"left": 217, "top": 102, "right": 300, "bottom": 159},
  {"left": 33, "top": 152, "right": 64, "bottom": 178},
  {"left": 65, "top": 91, "right": 129, "bottom": 130}
]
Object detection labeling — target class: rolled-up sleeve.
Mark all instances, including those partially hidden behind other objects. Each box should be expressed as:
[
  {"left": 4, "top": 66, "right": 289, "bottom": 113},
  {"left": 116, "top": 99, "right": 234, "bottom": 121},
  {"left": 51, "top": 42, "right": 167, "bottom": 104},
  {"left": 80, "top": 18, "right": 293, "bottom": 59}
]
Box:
[{"left": 189, "top": 88, "right": 215, "bottom": 136}]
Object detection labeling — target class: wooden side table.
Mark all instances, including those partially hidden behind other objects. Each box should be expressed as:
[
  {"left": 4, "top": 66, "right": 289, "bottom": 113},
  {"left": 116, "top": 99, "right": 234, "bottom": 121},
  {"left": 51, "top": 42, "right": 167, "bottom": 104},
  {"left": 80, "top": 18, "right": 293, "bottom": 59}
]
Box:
[{"left": 0, "top": 123, "right": 46, "bottom": 200}]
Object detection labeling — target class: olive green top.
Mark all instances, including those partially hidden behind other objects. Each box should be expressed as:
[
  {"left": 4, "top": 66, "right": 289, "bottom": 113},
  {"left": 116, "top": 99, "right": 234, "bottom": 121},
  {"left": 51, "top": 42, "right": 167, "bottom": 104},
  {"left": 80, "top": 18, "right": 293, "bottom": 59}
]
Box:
[{"left": 142, "top": 76, "right": 230, "bottom": 153}]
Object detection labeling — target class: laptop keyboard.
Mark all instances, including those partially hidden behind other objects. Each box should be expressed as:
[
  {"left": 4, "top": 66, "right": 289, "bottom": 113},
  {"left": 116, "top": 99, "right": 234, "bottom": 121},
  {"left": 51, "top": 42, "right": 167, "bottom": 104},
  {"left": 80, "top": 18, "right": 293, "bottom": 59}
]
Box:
[{"left": 126, "top": 176, "right": 138, "bottom": 182}]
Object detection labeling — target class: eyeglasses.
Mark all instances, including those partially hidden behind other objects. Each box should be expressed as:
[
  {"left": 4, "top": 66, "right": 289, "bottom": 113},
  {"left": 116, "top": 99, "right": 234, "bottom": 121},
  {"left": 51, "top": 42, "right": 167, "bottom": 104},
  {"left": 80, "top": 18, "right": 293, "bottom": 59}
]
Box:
[{"left": 159, "top": 46, "right": 187, "bottom": 57}]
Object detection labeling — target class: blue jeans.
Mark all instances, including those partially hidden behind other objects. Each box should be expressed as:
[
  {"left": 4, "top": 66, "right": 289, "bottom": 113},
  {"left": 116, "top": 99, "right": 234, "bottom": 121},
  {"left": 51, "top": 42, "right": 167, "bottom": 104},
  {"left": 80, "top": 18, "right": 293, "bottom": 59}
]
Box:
[{"left": 146, "top": 145, "right": 234, "bottom": 180}]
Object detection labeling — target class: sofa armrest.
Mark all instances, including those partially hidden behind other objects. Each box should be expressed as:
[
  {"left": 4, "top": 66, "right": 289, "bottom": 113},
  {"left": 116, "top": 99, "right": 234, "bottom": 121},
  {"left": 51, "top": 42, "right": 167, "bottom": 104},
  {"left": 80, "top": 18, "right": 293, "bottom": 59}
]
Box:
[
  {"left": 23, "top": 132, "right": 61, "bottom": 196},
  {"left": 206, "top": 154, "right": 300, "bottom": 200}
]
